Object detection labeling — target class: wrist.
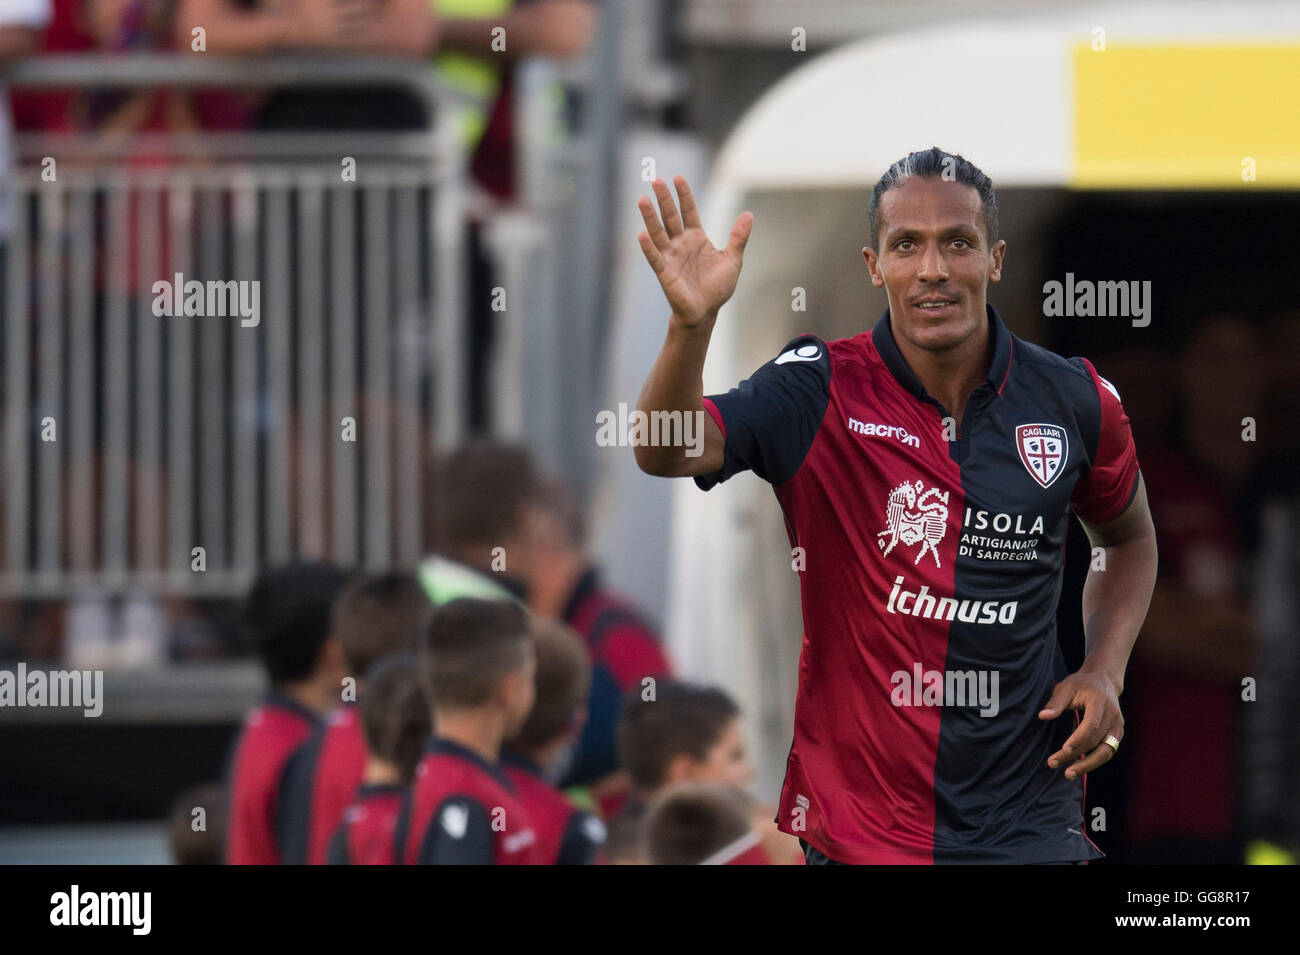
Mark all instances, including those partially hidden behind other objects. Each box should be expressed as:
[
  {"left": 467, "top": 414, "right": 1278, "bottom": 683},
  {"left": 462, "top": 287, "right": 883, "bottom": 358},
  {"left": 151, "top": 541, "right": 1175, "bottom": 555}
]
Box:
[
  {"left": 1079, "top": 660, "right": 1124, "bottom": 696},
  {"left": 670, "top": 309, "right": 718, "bottom": 334}
]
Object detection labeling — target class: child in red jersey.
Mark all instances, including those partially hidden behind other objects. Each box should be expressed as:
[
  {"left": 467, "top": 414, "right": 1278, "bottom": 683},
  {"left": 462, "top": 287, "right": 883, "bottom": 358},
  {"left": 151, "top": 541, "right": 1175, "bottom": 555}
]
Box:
[
  {"left": 403, "top": 599, "right": 544, "bottom": 865},
  {"left": 327, "top": 653, "right": 430, "bottom": 865},
  {"left": 646, "top": 782, "right": 774, "bottom": 865},
  {"left": 501, "top": 619, "right": 606, "bottom": 864},
  {"left": 280, "top": 572, "right": 433, "bottom": 864},
  {"left": 610, "top": 680, "right": 803, "bottom": 865},
  {"left": 225, "top": 562, "right": 352, "bottom": 865}
]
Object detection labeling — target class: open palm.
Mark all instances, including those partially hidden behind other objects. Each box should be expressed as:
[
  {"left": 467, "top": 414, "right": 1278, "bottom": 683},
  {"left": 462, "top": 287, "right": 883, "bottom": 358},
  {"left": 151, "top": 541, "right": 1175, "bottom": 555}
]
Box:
[{"left": 636, "top": 176, "right": 753, "bottom": 328}]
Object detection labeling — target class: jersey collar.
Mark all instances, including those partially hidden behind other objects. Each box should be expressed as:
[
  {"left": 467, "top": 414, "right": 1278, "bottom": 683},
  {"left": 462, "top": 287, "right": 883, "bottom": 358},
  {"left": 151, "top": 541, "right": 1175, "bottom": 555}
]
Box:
[{"left": 871, "top": 302, "right": 1014, "bottom": 401}]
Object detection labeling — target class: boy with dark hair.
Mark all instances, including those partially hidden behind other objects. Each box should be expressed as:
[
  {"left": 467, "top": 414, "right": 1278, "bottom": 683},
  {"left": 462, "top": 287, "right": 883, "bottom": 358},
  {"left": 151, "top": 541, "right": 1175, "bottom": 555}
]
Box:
[
  {"left": 280, "top": 571, "right": 432, "bottom": 865},
  {"left": 645, "top": 782, "right": 768, "bottom": 865},
  {"left": 328, "top": 653, "right": 430, "bottom": 865},
  {"left": 502, "top": 618, "right": 605, "bottom": 864},
  {"left": 226, "top": 561, "right": 351, "bottom": 865},
  {"left": 402, "top": 598, "right": 543, "bottom": 864},
  {"left": 611, "top": 679, "right": 802, "bottom": 864}
]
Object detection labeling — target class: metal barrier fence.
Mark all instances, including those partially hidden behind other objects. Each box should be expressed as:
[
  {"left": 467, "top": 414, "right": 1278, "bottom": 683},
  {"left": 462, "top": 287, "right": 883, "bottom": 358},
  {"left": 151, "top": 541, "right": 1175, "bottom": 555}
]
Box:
[{"left": 0, "top": 55, "right": 467, "bottom": 597}]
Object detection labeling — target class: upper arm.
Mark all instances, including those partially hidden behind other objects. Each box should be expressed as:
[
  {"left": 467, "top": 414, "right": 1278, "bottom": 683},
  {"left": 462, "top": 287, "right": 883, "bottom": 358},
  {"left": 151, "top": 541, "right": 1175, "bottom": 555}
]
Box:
[
  {"left": 417, "top": 797, "right": 494, "bottom": 865},
  {"left": 693, "top": 335, "right": 832, "bottom": 491},
  {"left": 1078, "top": 471, "right": 1154, "bottom": 548},
  {"left": 1070, "top": 358, "right": 1142, "bottom": 526}
]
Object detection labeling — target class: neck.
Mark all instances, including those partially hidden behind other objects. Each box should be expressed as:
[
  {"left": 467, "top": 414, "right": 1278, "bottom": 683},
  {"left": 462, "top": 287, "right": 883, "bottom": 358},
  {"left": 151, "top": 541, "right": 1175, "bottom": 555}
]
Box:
[
  {"left": 363, "top": 757, "right": 402, "bottom": 787},
  {"left": 530, "top": 551, "right": 587, "bottom": 619},
  {"left": 509, "top": 735, "right": 570, "bottom": 775},
  {"left": 279, "top": 679, "right": 334, "bottom": 718},
  {"left": 894, "top": 314, "right": 991, "bottom": 423},
  {"left": 435, "top": 707, "right": 507, "bottom": 764}
]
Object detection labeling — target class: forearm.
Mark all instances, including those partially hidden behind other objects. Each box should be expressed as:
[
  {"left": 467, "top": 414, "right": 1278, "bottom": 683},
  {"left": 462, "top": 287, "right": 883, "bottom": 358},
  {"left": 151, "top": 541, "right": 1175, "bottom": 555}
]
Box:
[
  {"left": 175, "top": 0, "right": 294, "bottom": 54},
  {"left": 440, "top": 1, "right": 595, "bottom": 60},
  {"left": 344, "top": 0, "right": 436, "bottom": 57},
  {"left": 634, "top": 316, "right": 715, "bottom": 476},
  {"left": 1078, "top": 532, "right": 1157, "bottom": 694}
]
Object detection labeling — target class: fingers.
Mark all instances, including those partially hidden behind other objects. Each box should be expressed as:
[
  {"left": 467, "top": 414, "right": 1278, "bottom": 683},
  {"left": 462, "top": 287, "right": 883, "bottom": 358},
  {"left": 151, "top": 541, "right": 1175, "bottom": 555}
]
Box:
[
  {"left": 636, "top": 230, "right": 665, "bottom": 274},
  {"left": 652, "top": 178, "right": 684, "bottom": 238},
  {"left": 1048, "top": 697, "right": 1105, "bottom": 770},
  {"left": 674, "top": 175, "right": 702, "bottom": 229},
  {"left": 637, "top": 195, "right": 671, "bottom": 253},
  {"left": 1064, "top": 729, "right": 1121, "bottom": 779},
  {"left": 725, "top": 211, "right": 753, "bottom": 268},
  {"left": 1037, "top": 680, "right": 1075, "bottom": 720}
]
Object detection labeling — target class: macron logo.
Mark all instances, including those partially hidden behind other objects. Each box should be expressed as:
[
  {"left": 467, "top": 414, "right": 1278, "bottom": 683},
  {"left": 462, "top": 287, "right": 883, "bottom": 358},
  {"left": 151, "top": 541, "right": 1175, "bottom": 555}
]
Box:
[
  {"left": 848, "top": 418, "right": 920, "bottom": 448},
  {"left": 774, "top": 344, "right": 821, "bottom": 364}
]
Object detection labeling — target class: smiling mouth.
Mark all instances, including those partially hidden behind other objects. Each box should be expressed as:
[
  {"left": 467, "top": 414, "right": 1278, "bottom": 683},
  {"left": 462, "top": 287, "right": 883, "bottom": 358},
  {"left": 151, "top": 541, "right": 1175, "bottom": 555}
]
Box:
[{"left": 913, "top": 299, "right": 957, "bottom": 311}]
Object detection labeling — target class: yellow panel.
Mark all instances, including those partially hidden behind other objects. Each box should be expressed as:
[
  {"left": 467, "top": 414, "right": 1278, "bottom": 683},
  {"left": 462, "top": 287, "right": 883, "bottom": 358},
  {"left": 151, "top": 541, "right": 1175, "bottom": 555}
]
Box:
[{"left": 1073, "top": 43, "right": 1300, "bottom": 188}]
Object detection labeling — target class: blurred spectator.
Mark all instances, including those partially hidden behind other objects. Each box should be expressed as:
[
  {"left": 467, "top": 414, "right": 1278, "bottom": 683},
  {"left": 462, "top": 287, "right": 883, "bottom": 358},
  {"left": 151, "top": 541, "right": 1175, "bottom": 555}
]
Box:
[
  {"left": 0, "top": 0, "right": 50, "bottom": 240},
  {"left": 502, "top": 617, "right": 604, "bottom": 864},
  {"left": 610, "top": 680, "right": 800, "bottom": 865},
  {"left": 523, "top": 478, "right": 673, "bottom": 789},
  {"left": 1122, "top": 314, "right": 1260, "bottom": 863},
  {"left": 645, "top": 782, "right": 767, "bottom": 866},
  {"left": 9, "top": 0, "right": 92, "bottom": 132},
  {"left": 224, "top": 561, "right": 351, "bottom": 864},
  {"left": 327, "top": 651, "right": 430, "bottom": 865},
  {"left": 421, "top": 439, "right": 534, "bottom": 605},
  {"left": 279, "top": 571, "right": 431, "bottom": 864},
  {"left": 403, "top": 597, "right": 543, "bottom": 864},
  {"left": 168, "top": 781, "right": 226, "bottom": 864},
  {"left": 176, "top": 0, "right": 437, "bottom": 130}
]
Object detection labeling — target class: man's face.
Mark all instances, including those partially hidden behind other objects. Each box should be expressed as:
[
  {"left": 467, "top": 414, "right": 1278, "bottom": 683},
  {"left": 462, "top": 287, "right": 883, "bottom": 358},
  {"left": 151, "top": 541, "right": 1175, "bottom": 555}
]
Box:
[{"left": 863, "top": 177, "right": 1005, "bottom": 355}]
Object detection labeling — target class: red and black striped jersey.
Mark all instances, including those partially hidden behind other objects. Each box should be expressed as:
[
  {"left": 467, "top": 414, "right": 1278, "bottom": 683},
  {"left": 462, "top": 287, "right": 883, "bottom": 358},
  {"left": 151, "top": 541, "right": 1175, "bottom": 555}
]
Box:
[{"left": 697, "top": 305, "right": 1139, "bottom": 864}]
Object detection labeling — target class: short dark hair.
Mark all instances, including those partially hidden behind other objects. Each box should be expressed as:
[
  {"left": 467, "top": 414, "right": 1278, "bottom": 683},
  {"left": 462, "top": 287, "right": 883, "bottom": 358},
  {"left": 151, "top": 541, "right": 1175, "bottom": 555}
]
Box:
[
  {"left": 617, "top": 681, "right": 741, "bottom": 791},
  {"left": 508, "top": 618, "right": 591, "bottom": 752},
  {"left": 242, "top": 562, "right": 353, "bottom": 683},
  {"left": 869, "top": 146, "right": 999, "bottom": 248},
  {"left": 332, "top": 572, "right": 433, "bottom": 678},
  {"left": 419, "top": 598, "right": 531, "bottom": 709},
  {"left": 361, "top": 653, "right": 431, "bottom": 785},
  {"left": 645, "top": 782, "right": 753, "bottom": 865},
  {"left": 434, "top": 441, "right": 539, "bottom": 556}
]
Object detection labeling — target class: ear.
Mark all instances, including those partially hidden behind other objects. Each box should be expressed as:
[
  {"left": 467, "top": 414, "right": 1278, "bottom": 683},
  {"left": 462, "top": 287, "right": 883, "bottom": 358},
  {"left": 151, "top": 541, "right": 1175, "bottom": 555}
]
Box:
[
  {"left": 989, "top": 239, "right": 1006, "bottom": 283},
  {"left": 862, "top": 246, "right": 886, "bottom": 288}
]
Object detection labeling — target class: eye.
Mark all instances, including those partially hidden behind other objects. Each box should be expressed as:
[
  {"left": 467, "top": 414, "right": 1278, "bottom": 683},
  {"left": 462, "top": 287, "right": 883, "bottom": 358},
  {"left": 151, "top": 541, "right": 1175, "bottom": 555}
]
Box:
[
  {"left": 951, "top": 238, "right": 971, "bottom": 249},
  {"left": 895, "top": 239, "right": 915, "bottom": 251}
]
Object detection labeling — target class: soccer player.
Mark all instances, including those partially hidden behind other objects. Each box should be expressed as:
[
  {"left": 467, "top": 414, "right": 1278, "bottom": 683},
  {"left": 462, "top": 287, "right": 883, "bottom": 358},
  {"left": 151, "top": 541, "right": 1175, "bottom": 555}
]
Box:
[
  {"left": 401, "top": 598, "right": 543, "bottom": 864},
  {"left": 327, "top": 653, "right": 430, "bottom": 865},
  {"left": 501, "top": 618, "right": 606, "bottom": 864},
  {"left": 225, "top": 562, "right": 352, "bottom": 865},
  {"left": 632, "top": 147, "right": 1159, "bottom": 864},
  {"left": 279, "top": 572, "right": 433, "bottom": 865}
]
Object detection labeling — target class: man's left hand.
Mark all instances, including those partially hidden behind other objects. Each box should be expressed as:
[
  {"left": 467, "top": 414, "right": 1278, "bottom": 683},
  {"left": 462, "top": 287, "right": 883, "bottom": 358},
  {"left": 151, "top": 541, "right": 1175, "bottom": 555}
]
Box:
[{"left": 1038, "top": 671, "right": 1123, "bottom": 779}]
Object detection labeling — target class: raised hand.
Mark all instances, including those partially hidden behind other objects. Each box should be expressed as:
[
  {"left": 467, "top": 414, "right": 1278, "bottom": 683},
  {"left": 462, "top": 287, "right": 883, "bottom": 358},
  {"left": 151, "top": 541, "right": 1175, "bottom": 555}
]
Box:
[{"left": 636, "top": 175, "right": 753, "bottom": 330}]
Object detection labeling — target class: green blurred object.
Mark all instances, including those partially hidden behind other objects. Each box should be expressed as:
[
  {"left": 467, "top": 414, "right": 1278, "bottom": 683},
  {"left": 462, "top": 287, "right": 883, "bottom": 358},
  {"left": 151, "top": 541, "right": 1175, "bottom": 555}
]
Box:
[{"left": 1246, "top": 839, "right": 1297, "bottom": 865}]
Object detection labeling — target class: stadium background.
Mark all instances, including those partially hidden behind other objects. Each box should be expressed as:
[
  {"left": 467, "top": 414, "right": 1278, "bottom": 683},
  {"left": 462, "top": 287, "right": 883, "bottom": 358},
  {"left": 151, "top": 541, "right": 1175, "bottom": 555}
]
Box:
[{"left": 0, "top": 0, "right": 1297, "bottom": 864}]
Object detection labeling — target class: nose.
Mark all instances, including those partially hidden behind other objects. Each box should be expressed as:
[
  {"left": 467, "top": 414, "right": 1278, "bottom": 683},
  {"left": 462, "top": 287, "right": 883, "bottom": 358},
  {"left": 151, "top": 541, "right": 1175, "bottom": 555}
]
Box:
[{"left": 917, "top": 241, "right": 949, "bottom": 283}]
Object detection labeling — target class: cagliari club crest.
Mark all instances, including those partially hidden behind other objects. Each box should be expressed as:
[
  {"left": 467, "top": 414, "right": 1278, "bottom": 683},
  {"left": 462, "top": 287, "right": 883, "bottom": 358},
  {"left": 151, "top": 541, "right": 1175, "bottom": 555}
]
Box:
[
  {"left": 878, "top": 480, "right": 950, "bottom": 567},
  {"left": 1015, "top": 423, "right": 1068, "bottom": 489}
]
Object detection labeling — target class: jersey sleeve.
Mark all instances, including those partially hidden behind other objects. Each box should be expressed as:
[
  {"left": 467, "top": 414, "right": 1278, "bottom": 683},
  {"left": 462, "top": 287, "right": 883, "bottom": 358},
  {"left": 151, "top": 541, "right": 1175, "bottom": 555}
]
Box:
[
  {"left": 417, "top": 796, "right": 495, "bottom": 865},
  {"left": 555, "top": 810, "right": 606, "bottom": 865},
  {"left": 1070, "top": 358, "right": 1141, "bottom": 524},
  {"left": 694, "top": 334, "right": 833, "bottom": 490}
]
